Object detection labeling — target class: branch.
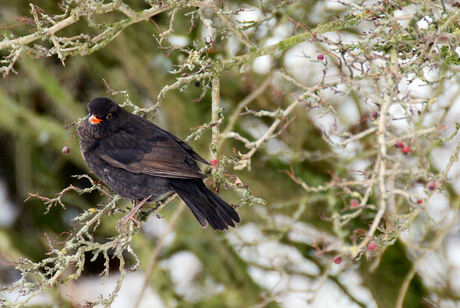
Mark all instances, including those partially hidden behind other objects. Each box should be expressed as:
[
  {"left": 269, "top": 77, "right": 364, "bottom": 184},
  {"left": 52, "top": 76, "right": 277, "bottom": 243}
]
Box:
[{"left": 133, "top": 202, "right": 185, "bottom": 308}]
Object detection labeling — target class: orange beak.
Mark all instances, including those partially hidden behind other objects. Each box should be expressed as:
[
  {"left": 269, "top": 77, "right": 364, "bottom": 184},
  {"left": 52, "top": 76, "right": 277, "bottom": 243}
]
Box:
[{"left": 89, "top": 115, "right": 103, "bottom": 124}]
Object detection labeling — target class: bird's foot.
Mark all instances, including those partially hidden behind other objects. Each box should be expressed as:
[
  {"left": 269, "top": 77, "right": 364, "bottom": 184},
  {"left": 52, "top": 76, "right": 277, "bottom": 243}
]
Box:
[
  {"left": 116, "top": 212, "right": 141, "bottom": 232},
  {"left": 116, "top": 195, "right": 151, "bottom": 233}
]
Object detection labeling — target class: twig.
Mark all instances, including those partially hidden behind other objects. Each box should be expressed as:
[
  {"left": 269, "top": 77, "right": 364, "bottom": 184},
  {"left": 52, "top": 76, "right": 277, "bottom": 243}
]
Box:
[
  {"left": 210, "top": 76, "right": 221, "bottom": 172},
  {"left": 219, "top": 74, "right": 272, "bottom": 148},
  {"left": 353, "top": 50, "right": 398, "bottom": 258},
  {"left": 133, "top": 203, "right": 186, "bottom": 308},
  {"left": 235, "top": 99, "right": 299, "bottom": 170}
]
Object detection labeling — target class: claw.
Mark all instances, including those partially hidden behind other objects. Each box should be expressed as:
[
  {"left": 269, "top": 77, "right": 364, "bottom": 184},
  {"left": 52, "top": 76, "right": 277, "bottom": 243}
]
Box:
[
  {"left": 116, "top": 195, "right": 151, "bottom": 233},
  {"left": 116, "top": 214, "right": 140, "bottom": 232}
]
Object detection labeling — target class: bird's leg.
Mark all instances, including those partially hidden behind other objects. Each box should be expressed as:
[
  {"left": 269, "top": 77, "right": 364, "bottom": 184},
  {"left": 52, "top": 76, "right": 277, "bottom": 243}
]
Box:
[{"left": 116, "top": 195, "right": 151, "bottom": 232}]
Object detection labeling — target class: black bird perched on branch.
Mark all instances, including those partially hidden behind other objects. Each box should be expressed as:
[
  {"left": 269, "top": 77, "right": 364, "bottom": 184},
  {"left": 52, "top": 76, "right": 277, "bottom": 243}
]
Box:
[{"left": 77, "top": 97, "right": 240, "bottom": 230}]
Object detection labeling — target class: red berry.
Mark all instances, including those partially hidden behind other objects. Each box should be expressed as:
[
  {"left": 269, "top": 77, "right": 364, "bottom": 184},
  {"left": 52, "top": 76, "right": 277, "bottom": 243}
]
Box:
[
  {"left": 427, "top": 182, "right": 437, "bottom": 191},
  {"left": 350, "top": 198, "right": 360, "bottom": 208},
  {"left": 210, "top": 159, "right": 218, "bottom": 167},
  {"left": 371, "top": 111, "right": 379, "bottom": 119},
  {"left": 333, "top": 256, "right": 342, "bottom": 264},
  {"left": 395, "top": 141, "right": 404, "bottom": 149},
  {"left": 417, "top": 199, "right": 423, "bottom": 204},
  {"left": 316, "top": 54, "right": 325, "bottom": 60},
  {"left": 402, "top": 145, "right": 411, "bottom": 154},
  {"left": 367, "top": 242, "right": 377, "bottom": 251},
  {"left": 62, "top": 146, "right": 70, "bottom": 154}
]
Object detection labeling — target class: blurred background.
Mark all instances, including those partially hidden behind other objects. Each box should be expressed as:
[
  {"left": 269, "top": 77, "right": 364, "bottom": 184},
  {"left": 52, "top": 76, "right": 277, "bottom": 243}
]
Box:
[{"left": 0, "top": 0, "right": 459, "bottom": 307}]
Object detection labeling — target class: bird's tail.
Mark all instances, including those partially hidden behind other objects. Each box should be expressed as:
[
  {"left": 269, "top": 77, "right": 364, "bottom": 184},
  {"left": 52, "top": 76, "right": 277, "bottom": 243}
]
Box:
[{"left": 169, "top": 179, "right": 240, "bottom": 230}]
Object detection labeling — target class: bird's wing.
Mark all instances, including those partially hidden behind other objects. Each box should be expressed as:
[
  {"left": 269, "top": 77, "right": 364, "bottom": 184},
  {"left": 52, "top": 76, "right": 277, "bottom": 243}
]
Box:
[
  {"left": 97, "top": 122, "right": 206, "bottom": 179},
  {"left": 153, "top": 124, "right": 209, "bottom": 165}
]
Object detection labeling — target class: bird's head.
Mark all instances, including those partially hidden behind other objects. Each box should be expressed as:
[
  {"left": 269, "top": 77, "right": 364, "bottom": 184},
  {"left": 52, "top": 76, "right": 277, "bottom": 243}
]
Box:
[{"left": 85, "top": 97, "right": 125, "bottom": 138}]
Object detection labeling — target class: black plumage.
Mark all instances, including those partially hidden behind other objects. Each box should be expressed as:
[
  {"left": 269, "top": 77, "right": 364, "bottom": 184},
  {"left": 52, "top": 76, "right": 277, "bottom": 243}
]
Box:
[{"left": 77, "top": 97, "right": 239, "bottom": 230}]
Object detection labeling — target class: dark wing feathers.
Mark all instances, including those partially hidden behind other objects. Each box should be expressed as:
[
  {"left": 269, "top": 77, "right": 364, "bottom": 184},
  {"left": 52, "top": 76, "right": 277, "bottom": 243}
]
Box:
[
  {"left": 157, "top": 127, "right": 209, "bottom": 165},
  {"left": 97, "top": 121, "right": 206, "bottom": 179}
]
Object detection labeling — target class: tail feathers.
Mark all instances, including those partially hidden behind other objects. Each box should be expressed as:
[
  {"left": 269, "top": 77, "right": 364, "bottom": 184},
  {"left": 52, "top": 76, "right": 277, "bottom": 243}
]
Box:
[{"left": 170, "top": 179, "right": 240, "bottom": 230}]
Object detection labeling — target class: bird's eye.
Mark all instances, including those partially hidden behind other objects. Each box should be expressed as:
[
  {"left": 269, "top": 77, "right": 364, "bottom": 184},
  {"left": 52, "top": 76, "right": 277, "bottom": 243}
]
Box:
[{"left": 106, "top": 113, "right": 112, "bottom": 120}]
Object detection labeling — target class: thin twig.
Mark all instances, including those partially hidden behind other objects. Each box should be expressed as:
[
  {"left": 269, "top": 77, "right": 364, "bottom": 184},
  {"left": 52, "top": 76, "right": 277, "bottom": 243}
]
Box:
[{"left": 133, "top": 203, "right": 186, "bottom": 308}]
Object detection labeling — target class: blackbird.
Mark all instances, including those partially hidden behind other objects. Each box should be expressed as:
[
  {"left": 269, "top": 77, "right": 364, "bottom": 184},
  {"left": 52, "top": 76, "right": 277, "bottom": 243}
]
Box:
[{"left": 77, "top": 97, "right": 240, "bottom": 230}]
